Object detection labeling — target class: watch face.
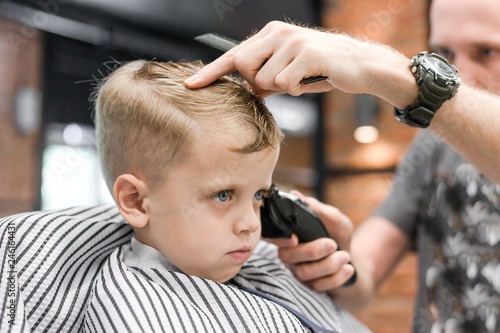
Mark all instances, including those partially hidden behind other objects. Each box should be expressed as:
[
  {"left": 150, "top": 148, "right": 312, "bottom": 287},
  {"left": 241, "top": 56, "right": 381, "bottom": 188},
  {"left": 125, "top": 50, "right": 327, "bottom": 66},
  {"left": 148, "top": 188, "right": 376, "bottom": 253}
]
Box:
[{"left": 425, "top": 56, "right": 456, "bottom": 79}]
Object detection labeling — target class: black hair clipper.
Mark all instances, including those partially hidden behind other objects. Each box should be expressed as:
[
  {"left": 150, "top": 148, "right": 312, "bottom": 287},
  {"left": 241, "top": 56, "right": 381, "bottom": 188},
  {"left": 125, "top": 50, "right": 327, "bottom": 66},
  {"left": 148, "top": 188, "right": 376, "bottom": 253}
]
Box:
[{"left": 261, "top": 184, "right": 357, "bottom": 286}]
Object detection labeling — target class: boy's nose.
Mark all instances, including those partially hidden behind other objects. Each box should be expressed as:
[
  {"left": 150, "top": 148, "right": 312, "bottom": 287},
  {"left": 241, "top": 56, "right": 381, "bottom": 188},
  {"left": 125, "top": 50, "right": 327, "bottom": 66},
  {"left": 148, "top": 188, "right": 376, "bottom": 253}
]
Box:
[{"left": 233, "top": 204, "right": 261, "bottom": 234}]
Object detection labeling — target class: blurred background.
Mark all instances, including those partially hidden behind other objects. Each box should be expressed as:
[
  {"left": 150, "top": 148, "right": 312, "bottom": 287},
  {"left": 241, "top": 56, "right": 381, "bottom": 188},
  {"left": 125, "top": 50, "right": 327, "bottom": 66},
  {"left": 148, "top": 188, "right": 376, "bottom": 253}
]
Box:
[{"left": 0, "top": 0, "right": 428, "bottom": 331}]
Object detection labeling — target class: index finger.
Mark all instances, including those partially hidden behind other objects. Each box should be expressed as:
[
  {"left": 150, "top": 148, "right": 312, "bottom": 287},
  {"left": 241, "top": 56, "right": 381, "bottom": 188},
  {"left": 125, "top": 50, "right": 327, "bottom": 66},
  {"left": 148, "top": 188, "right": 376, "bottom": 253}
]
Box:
[
  {"left": 184, "top": 52, "right": 237, "bottom": 88},
  {"left": 184, "top": 24, "right": 274, "bottom": 88}
]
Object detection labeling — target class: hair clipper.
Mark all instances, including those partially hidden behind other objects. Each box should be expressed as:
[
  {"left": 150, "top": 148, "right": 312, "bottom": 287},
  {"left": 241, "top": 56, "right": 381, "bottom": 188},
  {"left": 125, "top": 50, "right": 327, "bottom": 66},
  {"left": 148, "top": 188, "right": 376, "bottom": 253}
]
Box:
[{"left": 261, "top": 184, "right": 357, "bottom": 286}]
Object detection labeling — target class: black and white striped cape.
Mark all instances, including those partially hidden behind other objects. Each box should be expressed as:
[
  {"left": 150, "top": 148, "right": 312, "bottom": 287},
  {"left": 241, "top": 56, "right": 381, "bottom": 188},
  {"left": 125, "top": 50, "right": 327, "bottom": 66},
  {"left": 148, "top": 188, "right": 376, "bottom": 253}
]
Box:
[
  {"left": 0, "top": 205, "right": 371, "bottom": 332},
  {"left": 0, "top": 206, "right": 131, "bottom": 332}
]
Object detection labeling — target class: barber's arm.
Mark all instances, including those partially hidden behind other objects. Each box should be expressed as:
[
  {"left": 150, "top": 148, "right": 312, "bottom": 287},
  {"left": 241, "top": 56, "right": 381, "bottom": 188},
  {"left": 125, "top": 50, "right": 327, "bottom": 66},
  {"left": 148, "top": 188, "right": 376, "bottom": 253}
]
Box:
[
  {"left": 186, "top": 21, "right": 500, "bottom": 184},
  {"left": 430, "top": 86, "right": 500, "bottom": 185}
]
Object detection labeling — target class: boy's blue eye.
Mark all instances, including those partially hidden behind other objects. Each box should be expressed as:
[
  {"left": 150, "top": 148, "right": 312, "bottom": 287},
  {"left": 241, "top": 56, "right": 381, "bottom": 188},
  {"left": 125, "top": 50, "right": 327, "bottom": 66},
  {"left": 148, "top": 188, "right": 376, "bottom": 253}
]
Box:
[
  {"left": 213, "top": 191, "right": 230, "bottom": 203},
  {"left": 254, "top": 190, "right": 264, "bottom": 201}
]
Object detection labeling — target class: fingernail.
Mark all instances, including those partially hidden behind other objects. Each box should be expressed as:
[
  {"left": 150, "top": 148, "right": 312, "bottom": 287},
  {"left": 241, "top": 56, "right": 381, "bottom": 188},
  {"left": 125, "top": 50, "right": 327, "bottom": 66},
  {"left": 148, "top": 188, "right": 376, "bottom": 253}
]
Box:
[
  {"left": 184, "top": 74, "right": 199, "bottom": 86},
  {"left": 342, "top": 253, "right": 351, "bottom": 264},
  {"left": 324, "top": 243, "right": 336, "bottom": 255}
]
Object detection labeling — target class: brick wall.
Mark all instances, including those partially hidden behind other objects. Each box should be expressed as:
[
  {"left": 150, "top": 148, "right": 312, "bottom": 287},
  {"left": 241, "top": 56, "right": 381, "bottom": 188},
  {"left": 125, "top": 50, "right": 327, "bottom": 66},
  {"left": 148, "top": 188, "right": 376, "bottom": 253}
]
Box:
[
  {"left": 321, "top": 0, "right": 427, "bottom": 332},
  {"left": 0, "top": 18, "right": 44, "bottom": 217}
]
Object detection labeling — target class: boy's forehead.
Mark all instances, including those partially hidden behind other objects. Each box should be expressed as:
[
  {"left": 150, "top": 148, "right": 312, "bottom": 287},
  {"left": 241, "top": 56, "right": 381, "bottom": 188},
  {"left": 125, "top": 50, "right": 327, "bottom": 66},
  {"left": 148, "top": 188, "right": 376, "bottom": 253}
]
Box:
[
  {"left": 166, "top": 144, "right": 278, "bottom": 192},
  {"left": 192, "top": 124, "right": 256, "bottom": 149}
]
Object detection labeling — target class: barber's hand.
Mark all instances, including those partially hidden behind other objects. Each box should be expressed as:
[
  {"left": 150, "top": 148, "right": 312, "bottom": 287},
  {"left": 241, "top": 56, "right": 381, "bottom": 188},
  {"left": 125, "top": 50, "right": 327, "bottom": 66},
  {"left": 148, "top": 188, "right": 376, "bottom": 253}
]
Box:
[
  {"left": 184, "top": 21, "right": 373, "bottom": 97},
  {"left": 265, "top": 192, "right": 356, "bottom": 291}
]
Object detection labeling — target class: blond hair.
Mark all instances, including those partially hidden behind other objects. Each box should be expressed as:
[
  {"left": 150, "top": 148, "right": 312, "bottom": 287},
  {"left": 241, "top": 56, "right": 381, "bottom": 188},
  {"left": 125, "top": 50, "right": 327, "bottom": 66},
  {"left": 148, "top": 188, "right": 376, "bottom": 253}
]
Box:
[{"left": 94, "top": 60, "right": 283, "bottom": 190}]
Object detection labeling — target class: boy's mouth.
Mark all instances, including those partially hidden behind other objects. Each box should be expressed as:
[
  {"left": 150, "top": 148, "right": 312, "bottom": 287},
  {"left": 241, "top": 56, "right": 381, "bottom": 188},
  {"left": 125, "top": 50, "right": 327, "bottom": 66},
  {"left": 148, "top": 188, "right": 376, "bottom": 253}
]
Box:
[{"left": 227, "top": 246, "right": 252, "bottom": 262}]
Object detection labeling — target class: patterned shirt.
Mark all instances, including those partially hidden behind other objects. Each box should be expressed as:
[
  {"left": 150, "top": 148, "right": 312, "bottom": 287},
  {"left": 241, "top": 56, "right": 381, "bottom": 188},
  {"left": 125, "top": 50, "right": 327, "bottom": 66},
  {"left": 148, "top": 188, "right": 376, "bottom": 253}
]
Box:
[{"left": 377, "top": 130, "right": 500, "bottom": 333}]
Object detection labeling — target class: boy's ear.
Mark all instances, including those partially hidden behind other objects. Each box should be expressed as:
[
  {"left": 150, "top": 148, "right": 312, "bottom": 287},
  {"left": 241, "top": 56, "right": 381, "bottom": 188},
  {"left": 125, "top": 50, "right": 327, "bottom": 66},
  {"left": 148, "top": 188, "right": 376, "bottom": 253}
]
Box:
[{"left": 114, "top": 174, "right": 149, "bottom": 228}]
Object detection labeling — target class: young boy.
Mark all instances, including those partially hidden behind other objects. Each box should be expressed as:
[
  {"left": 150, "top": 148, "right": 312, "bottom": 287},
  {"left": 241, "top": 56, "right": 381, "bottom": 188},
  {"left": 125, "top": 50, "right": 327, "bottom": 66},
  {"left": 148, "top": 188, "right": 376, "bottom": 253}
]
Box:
[
  {"left": 94, "top": 59, "right": 282, "bottom": 284},
  {"left": 85, "top": 60, "right": 370, "bottom": 332}
]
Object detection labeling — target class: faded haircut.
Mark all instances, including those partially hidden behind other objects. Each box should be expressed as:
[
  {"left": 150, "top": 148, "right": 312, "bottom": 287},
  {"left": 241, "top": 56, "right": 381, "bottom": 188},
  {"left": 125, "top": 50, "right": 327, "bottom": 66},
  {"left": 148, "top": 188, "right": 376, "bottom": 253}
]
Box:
[{"left": 93, "top": 60, "right": 283, "bottom": 191}]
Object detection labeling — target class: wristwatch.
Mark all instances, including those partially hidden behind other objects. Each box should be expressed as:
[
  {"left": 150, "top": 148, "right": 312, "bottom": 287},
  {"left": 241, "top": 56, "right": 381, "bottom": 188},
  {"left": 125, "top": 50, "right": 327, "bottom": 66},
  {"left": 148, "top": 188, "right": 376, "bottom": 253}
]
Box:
[{"left": 394, "top": 52, "right": 461, "bottom": 128}]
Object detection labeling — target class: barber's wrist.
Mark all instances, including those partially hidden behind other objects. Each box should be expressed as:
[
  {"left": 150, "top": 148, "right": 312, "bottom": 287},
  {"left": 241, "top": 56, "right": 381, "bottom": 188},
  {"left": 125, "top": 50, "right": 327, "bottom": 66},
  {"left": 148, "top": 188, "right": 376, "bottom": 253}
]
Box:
[{"left": 366, "top": 49, "right": 418, "bottom": 109}]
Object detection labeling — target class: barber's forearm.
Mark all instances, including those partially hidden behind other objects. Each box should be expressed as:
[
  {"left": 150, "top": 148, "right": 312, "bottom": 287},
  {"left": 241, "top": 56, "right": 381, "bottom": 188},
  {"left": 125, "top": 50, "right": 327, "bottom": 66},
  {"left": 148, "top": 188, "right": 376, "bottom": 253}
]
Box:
[
  {"left": 430, "top": 86, "right": 500, "bottom": 183},
  {"left": 360, "top": 44, "right": 418, "bottom": 110}
]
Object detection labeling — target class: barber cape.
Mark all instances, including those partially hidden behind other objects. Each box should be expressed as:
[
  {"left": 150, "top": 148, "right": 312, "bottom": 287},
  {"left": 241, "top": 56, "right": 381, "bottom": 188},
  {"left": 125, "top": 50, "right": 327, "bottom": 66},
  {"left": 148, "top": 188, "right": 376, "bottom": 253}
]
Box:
[
  {"left": 0, "top": 205, "right": 369, "bottom": 333},
  {"left": 84, "top": 238, "right": 370, "bottom": 333}
]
